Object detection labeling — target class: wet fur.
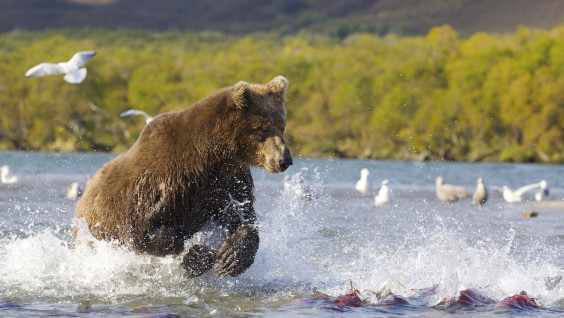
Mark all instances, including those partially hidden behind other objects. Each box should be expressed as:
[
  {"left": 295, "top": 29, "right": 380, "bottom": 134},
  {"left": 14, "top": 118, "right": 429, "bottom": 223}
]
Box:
[{"left": 74, "top": 76, "right": 290, "bottom": 276}]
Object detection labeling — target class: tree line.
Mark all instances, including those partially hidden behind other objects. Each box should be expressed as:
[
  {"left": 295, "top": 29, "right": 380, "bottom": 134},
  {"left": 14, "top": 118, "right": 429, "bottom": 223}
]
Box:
[{"left": 1, "top": 25, "right": 564, "bottom": 162}]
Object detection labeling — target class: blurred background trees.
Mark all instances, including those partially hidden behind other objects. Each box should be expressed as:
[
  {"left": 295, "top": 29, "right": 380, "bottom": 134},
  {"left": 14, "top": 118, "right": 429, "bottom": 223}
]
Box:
[{"left": 1, "top": 25, "right": 564, "bottom": 162}]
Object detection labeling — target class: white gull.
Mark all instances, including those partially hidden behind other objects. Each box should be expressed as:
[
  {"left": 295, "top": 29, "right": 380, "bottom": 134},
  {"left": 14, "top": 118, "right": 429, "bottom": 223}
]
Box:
[
  {"left": 503, "top": 180, "right": 547, "bottom": 203},
  {"left": 355, "top": 168, "right": 370, "bottom": 195},
  {"left": 66, "top": 182, "right": 84, "bottom": 200},
  {"left": 25, "top": 51, "right": 96, "bottom": 84},
  {"left": 435, "top": 176, "right": 470, "bottom": 204},
  {"left": 120, "top": 109, "right": 154, "bottom": 124},
  {"left": 0, "top": 165, "right": 17, "bottom": 184},
  {"left": 374, "top": 179, "right": 390, "bottom": 206}
]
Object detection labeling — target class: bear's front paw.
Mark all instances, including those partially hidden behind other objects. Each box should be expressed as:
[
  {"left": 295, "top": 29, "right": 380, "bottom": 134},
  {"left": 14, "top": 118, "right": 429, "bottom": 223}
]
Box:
[
  {"left": 214, "top": 224, "right": 259, "bottom": 277},
  {"left": 182, "top": 244, "right": 215, "bottom": 278}
]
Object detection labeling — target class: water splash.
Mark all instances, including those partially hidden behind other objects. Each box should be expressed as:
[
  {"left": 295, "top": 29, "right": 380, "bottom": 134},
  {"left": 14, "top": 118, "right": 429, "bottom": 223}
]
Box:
[
  {"left": 0, "top": 226, "right": 188, "bottom": 300},
  {"left": 0, "top": 167, "right": 329, "bottom": 300},
  {"left": 1, "top": 159, "right": 564, "bottom": 316},
  {"left": 318, "top": 216, "right": 564, "bottom": 308}
]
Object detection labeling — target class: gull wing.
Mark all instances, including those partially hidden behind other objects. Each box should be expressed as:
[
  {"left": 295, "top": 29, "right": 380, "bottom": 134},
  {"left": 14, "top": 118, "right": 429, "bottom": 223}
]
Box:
[
  {"left": 64, "top": 68, "right": 87, "bottom": 84},
  {"left": 120, "top": 109, "right": 151, "bottom": 118},
  {"left": 120, "top": 109, "right": 154, "bottom": 124},
  {"left": 65, "top": 51, "right": 96, "bottom": 70},
  {"left": 513, "top": 182, "right": 542, "bottom": 197},
  {"left": 25, "top": 63, "right": 64, "bottom": 77}
]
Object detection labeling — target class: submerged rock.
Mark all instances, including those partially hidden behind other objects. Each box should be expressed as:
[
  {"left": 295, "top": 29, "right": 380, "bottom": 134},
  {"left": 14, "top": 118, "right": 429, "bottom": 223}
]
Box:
[{"left": 523, "top": 211, "right": 539, "bottom": 218}]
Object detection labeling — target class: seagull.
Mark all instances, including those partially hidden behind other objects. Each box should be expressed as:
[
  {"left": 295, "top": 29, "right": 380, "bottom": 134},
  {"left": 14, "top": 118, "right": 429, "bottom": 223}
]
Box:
[
  {"left": 435, "top": 176, "right": 470, "bottom": 205},
  {"left": 66, "top": 182, "right": 83, "bottom": 200},
  {"left": 472, "top": 177, "right": 488, "bottom": 209},
  {"left": 25, "top": 51, "right": 96, "bottom": 84},
  {"left": 503, "top": 180, "right": 546, "bottom": 203},
  {"left": 355, "top": 168, "right": 370, "bottom": 195},
  {"left": 535, "top": 180, "right": 550, "bottom": 201},
  {"left": 282, "top": 175, "right": 316, "bottom": 201},
  {"left": 0, "top": 165, "right": 17, "bottom": 184},
  {"left": 374, "top": 179, "right": 390, "bottom": 206},
  {"left": 120, "top": 109, "right": 154, "bottom": 124}
]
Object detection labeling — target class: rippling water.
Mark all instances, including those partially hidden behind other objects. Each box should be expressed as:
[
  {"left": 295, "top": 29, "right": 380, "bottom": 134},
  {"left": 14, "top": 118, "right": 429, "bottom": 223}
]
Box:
[{"left": 0, "top": 151, "right": 563, "bottom": 317}]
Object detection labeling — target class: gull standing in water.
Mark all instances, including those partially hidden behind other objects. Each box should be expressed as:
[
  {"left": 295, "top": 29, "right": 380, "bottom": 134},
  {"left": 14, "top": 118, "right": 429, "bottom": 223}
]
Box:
[
  {"left": 503, "top": 180, "right": 546, "bottom": 203},
  {"left": 472, "top": 177, "right": 488, "bottom": 209},
  {"left": 282, "top": 175, "right": 315, "bottom": 201},
  {"left": 355, "top": 168, "right": 370, "bottom": 195},
  {"left": 25, "top": 51, "right": 96, "bottom": 84},
  {"left": 66, "top": 182, "right": 84, "bottom": 200},
  {"left": 0, "top": 165, "right": 17, "bottom": 184},
  {"left": 120, "top": 109, "right": 154, "bottom": 124},
  {"left": 535, "top": 180, "right": 550, "bottom": 201},
  {"left": 435, "top": 176, "right": 470, "bottom": 205},
  {"left": 374, "top": 179, "right": 390, "bottom": 206}
]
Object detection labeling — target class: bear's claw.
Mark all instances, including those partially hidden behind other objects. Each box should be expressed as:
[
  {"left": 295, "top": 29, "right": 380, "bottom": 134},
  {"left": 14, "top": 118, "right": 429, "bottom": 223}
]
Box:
[
  {"left": 182, "top": 244, "right": 215, "bottom": 278},
  {"left": 214, "top": 224, "right": 259, "bottom": 277}
]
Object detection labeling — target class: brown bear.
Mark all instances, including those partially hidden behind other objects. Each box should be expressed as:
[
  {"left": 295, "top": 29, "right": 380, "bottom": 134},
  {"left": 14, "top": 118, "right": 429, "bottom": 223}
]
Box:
[{"left": 74, "top": 76, "right": 292, "bottom": 277}]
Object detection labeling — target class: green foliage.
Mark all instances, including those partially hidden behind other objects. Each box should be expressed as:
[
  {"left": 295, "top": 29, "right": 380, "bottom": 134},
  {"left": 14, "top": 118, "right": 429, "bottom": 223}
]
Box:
[{"left": 1, "top": 25, "right": 564, "bottom": 162}]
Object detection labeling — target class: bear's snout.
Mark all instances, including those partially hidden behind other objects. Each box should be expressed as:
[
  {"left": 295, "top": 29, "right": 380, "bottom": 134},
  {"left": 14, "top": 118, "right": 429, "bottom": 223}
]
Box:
[
  {"left": 261, "top": 135, "right": 292, "bottom": 173},
  {"left": 279, "top": 156, "right": 293, "bottom": 172}
]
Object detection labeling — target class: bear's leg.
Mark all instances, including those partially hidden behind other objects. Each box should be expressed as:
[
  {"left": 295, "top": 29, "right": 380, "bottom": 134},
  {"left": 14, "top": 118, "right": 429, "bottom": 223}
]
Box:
[
  {"left": 214, "top": 224, "right": 259, "bottom": 277},
  {"left": 135, "top": 224, "right": 186, "bottom": 256},
  {"left": 182, "top": 244, "right": 216, "bottom": 277}
]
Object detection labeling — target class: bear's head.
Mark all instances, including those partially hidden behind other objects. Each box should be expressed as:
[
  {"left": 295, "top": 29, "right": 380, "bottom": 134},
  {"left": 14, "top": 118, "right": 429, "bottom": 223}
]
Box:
[{"left": 228, "top": 76, "right": 293, "bottom": 173}]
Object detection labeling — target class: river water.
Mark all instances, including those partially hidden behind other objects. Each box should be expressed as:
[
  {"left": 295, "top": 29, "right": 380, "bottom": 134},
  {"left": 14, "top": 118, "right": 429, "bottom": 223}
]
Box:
[{"left": 0, "top": 151, "right": 563, "bottom": 317}]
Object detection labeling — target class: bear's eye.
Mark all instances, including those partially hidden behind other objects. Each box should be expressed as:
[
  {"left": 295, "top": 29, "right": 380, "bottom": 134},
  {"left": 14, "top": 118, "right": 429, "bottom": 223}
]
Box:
[
  {"left": 255, "top": 123, "right": 271, "bottom": 134},
  {"left": 254, "top": 125, "right": 271, "bottom": 141}
]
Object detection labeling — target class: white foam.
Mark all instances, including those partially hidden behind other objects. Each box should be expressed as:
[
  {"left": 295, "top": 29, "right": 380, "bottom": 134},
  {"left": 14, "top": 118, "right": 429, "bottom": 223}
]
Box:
[
  {"left": 0, "top": 224, "right": 187, "bottom": 299},
  {"left": 246, "top": 168, "right": 326, "bottom": 289},
  {"left": 1, "top": 166, "right": 563, "bottom": 308},
  {"left": 316, "top": 221, "right": 564, "bottom": 306},
  {"left": 0, "top": 170, "right": 328, "bottom": 299}
]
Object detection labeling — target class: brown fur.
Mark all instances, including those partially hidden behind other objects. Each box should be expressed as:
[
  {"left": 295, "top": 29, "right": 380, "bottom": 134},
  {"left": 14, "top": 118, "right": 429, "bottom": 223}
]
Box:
[{"left": 74, "top": 76, "right": 291, "bottom": 276}]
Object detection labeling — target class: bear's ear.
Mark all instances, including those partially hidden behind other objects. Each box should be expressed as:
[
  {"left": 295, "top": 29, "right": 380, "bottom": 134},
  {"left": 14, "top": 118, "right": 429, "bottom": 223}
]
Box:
[
  {"left": 230, "top": 81, "right": 251, "bottom": 109},
  {"left": 266, "top": 76, "right": 289, "bottom": 98}
]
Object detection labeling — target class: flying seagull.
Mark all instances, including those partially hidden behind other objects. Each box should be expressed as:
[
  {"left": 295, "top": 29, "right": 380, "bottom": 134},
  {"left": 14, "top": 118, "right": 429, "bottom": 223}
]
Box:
[
  {"left": 25, "top": 51, "right": 96, "bottom": 84},
  {"left": 120, "top": 109, "right": 154, "bottom": 124}
]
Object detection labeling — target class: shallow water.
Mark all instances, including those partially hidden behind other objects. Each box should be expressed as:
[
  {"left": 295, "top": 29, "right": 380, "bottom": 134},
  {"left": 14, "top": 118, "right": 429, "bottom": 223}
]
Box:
[{"left": 1, "top": 151, "right": 563, "bottom": 317}]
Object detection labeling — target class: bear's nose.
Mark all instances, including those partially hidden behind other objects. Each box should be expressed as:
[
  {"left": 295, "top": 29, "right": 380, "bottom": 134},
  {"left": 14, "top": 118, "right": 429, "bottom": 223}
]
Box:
[{"left": 279, "top": 157, "right": 293, "bottom": 172}]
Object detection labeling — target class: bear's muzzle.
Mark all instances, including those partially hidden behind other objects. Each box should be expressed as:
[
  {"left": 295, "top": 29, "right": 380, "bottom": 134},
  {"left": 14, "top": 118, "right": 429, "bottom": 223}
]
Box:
[
  {"left": 278, "top": 156, "right": 293, "bottom": 172},
  {"left": 262, "top": 135, "right": 292, "bottom": 173}
]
